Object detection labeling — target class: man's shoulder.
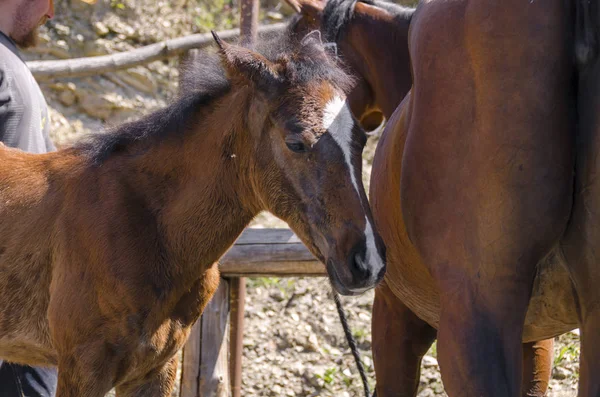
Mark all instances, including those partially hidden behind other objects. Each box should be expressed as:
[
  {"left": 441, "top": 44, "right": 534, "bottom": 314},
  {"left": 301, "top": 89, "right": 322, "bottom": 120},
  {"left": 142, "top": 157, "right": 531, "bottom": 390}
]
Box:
[
  {"left": 0, "top": 38, "right": 37, "bottom": 99},
  {"left": 0, "top": 47, "right": 28, "bottom": 91},
  {"left": 0, "top": 31, "right": 23, "bottom": 61},
  {"left": 0, "top": 46, "right": 13, "bottom": 100},
  {"left": 0, "top": 42, "right": 26, "bottom": 71},
  {"left": 0, "top": 32, "right": 30, "bottom": 87}
]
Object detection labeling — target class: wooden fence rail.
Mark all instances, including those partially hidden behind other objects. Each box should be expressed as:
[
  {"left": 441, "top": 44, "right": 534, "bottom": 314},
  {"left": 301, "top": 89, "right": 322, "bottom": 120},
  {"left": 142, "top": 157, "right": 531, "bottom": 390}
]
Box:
[
  {"left": 26, "top": 23, "right": 286, "bottom": 81},
  {"left": 180, "top": 227, "right": 326, "bottom": 397}
]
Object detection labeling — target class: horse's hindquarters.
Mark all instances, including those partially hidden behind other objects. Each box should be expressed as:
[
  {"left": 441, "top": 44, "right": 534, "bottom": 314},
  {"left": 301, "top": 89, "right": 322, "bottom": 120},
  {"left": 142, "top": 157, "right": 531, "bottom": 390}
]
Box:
[{"left": 400, "top": 0, "right": 575, "bottom": 394}]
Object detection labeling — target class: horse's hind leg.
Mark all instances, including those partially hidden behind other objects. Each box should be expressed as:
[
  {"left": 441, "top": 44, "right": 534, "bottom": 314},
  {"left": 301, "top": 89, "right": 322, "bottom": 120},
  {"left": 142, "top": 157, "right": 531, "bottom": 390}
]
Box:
[
  {"left": 115, "top": 356, "right": 178, "bottom": 397},
  {"left": 561, "top": 40, "right": 600, "bottom": 397},
  {"left": 372, "top": 280, "right": 437, "bottom": 397},
  {"left": 521, "top": 339, "right": 553, "bottom": 397},
  {"left": 372, "top": 280, "right": 554, "bottom": 397}
]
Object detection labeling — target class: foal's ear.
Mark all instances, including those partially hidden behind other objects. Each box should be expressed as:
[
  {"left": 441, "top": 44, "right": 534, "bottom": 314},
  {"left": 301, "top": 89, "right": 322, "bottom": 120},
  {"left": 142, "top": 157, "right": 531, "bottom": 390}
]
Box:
[{"left": 212, "top": 31, "right": 282, "bottom": 93}]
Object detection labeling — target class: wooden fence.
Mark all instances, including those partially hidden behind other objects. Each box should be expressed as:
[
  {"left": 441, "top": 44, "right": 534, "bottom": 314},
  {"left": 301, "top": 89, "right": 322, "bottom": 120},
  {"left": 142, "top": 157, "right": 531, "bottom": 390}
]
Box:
[
  {"left": 179, "top": 228, "right": 326, "bottom": 397},
  {"left": 27, "top": 23, "right": 286, "bottom": 81}
]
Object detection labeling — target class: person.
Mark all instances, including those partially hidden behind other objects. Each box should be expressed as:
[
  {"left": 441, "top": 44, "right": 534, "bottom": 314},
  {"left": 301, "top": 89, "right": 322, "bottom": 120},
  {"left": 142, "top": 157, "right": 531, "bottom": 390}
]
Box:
[{"left": 0, "top": 0, "right": 57, "bottom": 395}]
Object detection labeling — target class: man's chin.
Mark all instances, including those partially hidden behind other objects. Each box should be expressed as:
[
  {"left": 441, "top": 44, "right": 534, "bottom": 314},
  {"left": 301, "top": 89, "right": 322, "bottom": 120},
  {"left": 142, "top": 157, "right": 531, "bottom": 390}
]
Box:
[{"left": 12, "top": 27, "right": 40, "bottom": 49}]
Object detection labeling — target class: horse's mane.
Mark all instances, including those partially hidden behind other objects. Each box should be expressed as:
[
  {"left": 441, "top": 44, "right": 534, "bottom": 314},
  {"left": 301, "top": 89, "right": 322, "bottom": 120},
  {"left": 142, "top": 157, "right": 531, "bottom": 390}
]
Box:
[
  {"left": 321, "top": 0, "right": 415, "bottom": 43},
  {"left": 78, "top": 31, "right": 353, "bottom": 164},
  {"left": 575, "top": 0, "right": 599, "bottom": 68}
]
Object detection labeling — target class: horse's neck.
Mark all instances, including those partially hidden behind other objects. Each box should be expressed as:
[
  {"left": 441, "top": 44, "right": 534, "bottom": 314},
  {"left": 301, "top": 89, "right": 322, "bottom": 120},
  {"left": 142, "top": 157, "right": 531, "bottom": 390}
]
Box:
[
  {"left": 101, "top": 91, "right": 258, "bottom": 280},
  {"left": 347, "top": 9, "right": 412, "bottom": 118}
]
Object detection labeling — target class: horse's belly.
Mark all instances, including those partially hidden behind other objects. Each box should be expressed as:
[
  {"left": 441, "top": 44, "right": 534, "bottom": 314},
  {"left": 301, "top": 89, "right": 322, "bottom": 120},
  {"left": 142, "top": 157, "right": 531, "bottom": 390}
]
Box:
[
  {"left": 386, "top": 246, "right": 578, "bottom": 342},
  {"left": 383, "top": 248, "right": 441, "bottom": 329}
]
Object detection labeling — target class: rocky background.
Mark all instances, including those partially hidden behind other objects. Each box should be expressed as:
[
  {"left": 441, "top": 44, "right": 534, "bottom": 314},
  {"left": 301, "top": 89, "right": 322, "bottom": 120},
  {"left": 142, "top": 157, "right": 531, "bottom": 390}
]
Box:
[{"left": 21, "top": 0, "right": 580, "bottom": 395}]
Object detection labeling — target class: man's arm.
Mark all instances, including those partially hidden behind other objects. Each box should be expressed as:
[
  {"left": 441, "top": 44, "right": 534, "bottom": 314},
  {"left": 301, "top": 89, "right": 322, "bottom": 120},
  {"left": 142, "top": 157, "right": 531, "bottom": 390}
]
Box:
[
  {"left": 0, "top": 67, "right": 21, "bottom": 146},
  {"left": 0, "top": 68, "right": 12, "bottom": 142}
]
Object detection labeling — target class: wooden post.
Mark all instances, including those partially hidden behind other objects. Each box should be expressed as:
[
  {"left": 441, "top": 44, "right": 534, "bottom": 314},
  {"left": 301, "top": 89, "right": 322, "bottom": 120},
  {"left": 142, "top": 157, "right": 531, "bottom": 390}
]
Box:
[
  {"left": 180, "top": 280, "right": 231, "bottom": 397},
  {"left": 227, "top": 2, "right": 258, "bottom": 396},
  {"left": 239, "top": 0, "right": 259, "bottom": 46},
  {"left": 199, "top": 280, "right": 231, "bottom": 397},
  {"left": 228, "top": 278, "right": 245, "bottom": 397},
  {"left": 180, "top": 319, "right": 202, "bottom": 397}
]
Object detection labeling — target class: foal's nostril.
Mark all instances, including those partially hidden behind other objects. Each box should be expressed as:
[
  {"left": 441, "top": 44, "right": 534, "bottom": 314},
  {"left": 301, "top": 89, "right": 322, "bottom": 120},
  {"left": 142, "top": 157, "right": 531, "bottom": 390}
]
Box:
[{"left": 351, "top": 250, "right": 371, "bottom": 280}]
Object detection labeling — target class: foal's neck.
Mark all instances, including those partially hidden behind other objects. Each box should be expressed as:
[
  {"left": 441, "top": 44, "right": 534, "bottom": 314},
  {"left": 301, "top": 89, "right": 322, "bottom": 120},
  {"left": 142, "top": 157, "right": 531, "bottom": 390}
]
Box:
[{"left": 105, "top": 89, "right": 259, "bottom": 280}]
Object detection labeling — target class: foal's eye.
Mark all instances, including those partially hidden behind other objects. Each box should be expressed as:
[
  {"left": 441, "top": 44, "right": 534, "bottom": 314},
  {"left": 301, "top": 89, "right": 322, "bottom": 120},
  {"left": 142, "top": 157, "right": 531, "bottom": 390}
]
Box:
[{"left": 286, "top": 141, "right": 307, "bottom": 153}]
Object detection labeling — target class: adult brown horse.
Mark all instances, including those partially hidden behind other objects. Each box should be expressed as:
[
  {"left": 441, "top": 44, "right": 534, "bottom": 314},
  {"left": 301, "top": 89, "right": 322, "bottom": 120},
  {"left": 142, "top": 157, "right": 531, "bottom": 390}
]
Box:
[
  {"left": 383, "top": 1, "right": 592, "bottom": 396},
  {"left": 287, "top": 0, "right": 574, "bottom": 395},
  {"left": 0, "top": 32, "right": 386, "bottom": 396}
]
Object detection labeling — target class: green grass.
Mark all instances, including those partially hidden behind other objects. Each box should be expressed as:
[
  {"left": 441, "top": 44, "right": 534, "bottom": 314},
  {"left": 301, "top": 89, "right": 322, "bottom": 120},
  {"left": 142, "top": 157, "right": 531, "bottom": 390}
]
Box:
[
  {"left": 247, "top": 277, "right": 281, "bottom": 288},
  {"left": 246, "top": 277, "right": 296, "bottom": 298},
  {"left": 554, "top": 344, "right": 578, "bottom": 366},
  {"left": 428, "top": 341, "right": 438, "bottom": 358},
  {"left": 352, "top": 327, "right": 367, "bottom": 341},
  {"left": 110, "top": 0, "right": 126, "bottom": 9},
  {"left": 194, "top": 0, "right": 237, "bottom": 31}
]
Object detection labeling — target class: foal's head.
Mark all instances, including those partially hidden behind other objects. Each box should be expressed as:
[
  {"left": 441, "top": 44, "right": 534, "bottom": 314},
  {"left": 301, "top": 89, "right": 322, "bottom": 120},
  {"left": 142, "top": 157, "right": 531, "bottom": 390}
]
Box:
[
  {"left": 209, "top": 33, "right": 386, "bottom": 295},
  {"left": 287, "top": 0, "right": 414, "bottom": 130}
]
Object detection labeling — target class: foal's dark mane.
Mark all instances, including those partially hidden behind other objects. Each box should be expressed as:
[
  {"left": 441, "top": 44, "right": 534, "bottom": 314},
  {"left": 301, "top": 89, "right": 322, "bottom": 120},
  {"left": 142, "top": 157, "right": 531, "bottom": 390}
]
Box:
[
  {"left": 321, "top": 0, "right": 415, "bottom": 43},
  {"left": 78, "top": 32, "right": 352, "bottom": 164}
]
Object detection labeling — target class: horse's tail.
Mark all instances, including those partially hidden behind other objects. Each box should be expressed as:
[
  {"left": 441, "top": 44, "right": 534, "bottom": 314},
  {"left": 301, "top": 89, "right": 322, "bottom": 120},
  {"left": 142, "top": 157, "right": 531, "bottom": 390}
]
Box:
[{"left": 575, "top": 0, "right": 599, "bottom": 68}]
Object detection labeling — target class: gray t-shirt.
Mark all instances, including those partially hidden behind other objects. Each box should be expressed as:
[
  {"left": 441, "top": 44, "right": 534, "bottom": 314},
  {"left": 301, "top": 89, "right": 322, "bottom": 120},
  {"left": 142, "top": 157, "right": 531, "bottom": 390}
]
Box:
[{"left": 0, "top": 31, "right": 55, "bottom": 153}]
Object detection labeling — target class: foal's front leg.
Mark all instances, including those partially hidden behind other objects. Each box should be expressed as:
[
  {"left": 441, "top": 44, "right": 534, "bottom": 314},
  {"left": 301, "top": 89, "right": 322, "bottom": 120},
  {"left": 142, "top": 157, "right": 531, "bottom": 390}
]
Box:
[
  {"left": 56, "top": 353, "right": 115, "bottom": 397},
  {"left": 116, "top": 356, "right": 179, "bottom": 397}
]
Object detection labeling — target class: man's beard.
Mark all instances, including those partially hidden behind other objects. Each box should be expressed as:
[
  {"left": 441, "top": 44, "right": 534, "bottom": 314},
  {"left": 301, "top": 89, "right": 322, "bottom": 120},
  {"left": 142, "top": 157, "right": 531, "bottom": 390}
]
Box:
[
  {"left": 11, "top": 5, "right": 46, "bottom": 49},
  {"left": 13, "top": 27, "right": 39, "bottom": 48}
]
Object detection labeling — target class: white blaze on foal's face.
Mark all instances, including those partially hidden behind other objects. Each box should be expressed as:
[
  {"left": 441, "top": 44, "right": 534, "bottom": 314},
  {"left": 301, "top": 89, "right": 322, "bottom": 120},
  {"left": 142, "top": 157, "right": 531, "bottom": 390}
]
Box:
[
  {"left": 322, "top": 95, "right": 385, "bottom": 283},
  {"left": 322, "top": 95, "right": 358, "bottom": 192}
]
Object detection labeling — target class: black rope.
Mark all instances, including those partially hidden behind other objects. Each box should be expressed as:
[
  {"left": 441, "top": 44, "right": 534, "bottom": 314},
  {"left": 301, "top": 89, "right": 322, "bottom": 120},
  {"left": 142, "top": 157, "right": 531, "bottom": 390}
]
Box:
[{"left": 331, "top": 289, "right": 370, "bottom": 397}]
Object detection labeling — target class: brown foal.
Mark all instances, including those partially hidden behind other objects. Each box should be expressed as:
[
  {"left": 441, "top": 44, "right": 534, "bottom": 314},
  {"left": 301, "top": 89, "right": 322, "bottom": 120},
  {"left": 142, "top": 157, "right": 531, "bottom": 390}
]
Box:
[{"left": 0, "top": 32, "right": 386, "bottom": 396}]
